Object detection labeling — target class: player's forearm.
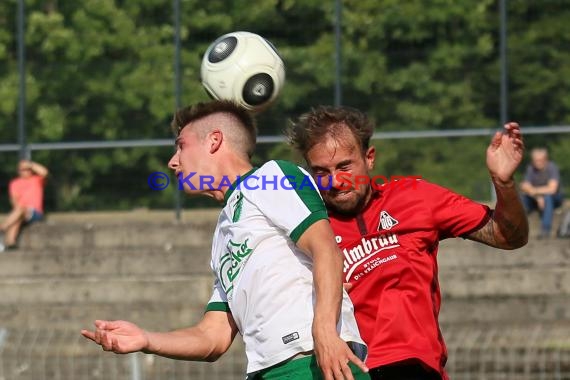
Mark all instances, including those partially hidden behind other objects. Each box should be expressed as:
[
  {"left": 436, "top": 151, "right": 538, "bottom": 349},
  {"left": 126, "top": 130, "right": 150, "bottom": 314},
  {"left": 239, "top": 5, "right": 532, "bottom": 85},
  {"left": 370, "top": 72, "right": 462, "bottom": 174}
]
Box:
[
  {"left": 297, "top": 220, "right": 343, "bottom": 330},
  {"left": 144, "top": 325, "right": 229, "bottom": 362},
  {"left": 312, "top": 243, "right": 343, "bottom": 331},
  {"left": 492, "top": 178, "right": 529, "bottom": 249}
]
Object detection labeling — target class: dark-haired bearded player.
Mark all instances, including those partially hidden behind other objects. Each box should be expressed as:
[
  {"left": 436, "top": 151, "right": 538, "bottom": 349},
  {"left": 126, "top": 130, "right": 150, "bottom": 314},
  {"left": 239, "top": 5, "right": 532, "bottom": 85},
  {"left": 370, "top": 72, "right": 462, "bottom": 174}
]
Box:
[{"left": 287, "top": 106, "right": 528, "bottom": 380}]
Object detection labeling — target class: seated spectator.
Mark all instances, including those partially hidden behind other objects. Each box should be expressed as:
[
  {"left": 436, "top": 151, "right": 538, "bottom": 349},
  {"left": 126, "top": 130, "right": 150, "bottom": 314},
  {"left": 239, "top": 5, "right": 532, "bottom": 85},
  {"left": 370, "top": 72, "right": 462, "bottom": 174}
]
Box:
[
  {"left": 520, "top": 147, "right": 564, "bottom": 239},
  {"left": 0, "top": 160, "right": 49, "bottom": 251}
]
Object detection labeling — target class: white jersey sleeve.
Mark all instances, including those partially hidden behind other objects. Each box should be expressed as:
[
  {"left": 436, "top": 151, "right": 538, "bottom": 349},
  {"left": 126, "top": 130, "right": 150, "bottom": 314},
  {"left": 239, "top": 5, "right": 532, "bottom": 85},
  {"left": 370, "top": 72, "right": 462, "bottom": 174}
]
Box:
[
  {"left": 205, "top": 277, "right": 231, "bottom": 313},
  {"left": 249, "top": 160, "right": 329, "bottom": 242}
]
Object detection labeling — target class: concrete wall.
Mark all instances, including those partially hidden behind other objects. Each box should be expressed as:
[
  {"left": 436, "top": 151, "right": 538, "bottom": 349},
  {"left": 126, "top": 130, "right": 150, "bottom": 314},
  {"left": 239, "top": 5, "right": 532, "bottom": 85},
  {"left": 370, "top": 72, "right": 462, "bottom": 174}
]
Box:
[{"left": 0, "top": 209, "right": 568, "bottom": 379}]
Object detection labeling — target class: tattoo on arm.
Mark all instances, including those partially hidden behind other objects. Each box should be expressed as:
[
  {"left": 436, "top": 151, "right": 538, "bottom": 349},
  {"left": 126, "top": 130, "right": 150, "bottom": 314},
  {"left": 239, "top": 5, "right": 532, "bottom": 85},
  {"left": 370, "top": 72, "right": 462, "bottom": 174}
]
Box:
[
  {"left": 468, "top": 216, "right": 498, "bottom": 247},
  {"left": 468, "top": 210, "right": 527, "bottom": 249}
]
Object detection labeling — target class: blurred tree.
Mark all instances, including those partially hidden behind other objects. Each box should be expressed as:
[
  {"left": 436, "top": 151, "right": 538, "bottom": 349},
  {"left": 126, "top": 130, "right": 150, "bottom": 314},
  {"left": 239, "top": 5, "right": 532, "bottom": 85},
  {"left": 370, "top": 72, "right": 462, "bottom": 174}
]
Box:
[{"left": 0, "top": 0, "right": 568, "bottom": 211}]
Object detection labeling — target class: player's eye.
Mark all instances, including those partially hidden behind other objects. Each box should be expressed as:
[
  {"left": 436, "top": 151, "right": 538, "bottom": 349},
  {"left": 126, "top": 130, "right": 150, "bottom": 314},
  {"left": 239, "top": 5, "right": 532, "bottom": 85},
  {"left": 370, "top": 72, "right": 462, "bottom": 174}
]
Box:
[{"left": 313, "top": 170, "right": 327, "bottom": 176}]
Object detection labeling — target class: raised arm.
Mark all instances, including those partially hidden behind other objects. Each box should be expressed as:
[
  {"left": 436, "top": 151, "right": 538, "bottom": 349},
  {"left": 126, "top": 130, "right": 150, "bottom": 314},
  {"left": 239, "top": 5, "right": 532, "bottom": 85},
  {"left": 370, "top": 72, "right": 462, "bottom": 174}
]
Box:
[
  {"left": 467, "top": 122, "right": 529, "bottom": 249},
  {"left": 81, "top": 310, "right": 238, "bottom": 362},
  {"left": 297, "top": 219, "right": 368, "bottom": 380},
  {"left": 18, "top": 160, "right": 49, "bottom": 178}
]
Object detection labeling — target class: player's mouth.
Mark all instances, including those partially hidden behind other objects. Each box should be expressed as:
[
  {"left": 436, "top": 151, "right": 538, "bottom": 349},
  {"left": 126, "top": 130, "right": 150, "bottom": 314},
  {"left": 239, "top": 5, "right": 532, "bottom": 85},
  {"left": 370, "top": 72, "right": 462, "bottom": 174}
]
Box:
[{"left": 328, "top": 189, "right": 354, "bottom": 199}]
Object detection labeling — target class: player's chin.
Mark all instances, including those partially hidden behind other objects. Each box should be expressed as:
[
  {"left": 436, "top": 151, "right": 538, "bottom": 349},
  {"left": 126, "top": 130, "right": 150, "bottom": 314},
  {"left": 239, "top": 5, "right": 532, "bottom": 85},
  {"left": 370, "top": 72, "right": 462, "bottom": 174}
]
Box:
[
  {"left": 325, "top": 193, "right": 361, "bottom": 214},
  {"left": 181, "top": 186, "right": 206, "bottom": 196}
]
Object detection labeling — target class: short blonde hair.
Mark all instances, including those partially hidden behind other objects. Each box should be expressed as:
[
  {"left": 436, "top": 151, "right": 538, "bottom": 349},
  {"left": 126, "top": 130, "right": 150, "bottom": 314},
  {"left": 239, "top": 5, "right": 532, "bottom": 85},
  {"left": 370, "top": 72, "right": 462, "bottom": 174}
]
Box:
[{"left": 171, "top": 100, "right": 257, "bottom": 158}]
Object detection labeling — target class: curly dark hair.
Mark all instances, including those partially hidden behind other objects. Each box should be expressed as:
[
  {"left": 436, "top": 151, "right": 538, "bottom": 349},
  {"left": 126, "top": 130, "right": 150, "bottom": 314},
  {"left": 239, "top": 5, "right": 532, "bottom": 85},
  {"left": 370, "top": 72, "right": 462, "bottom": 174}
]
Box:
[{"left": 287, "top": 105, "right": 374, "bottom": 157}]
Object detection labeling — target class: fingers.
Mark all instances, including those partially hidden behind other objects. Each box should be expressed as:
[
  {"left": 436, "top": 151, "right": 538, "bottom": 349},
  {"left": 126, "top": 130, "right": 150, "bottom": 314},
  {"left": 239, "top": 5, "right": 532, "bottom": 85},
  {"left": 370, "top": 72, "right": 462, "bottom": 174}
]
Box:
[
  {"left": 503, "top": 122, "right": 523, "bottom": 140},
  {"left": 96, "top": 329, "right": 116, "bottom": 351},
  {"left": 95, "top": 319, "right": 116, "bottom": 330},
  {"left": 490, "top": 131, "right": 503, "bottom": 148},
  {"left": 491, "top": 122, "right": 524, "bottom": 150},
  {"left": 319, "top": 348, "right": 368, "bottom": 380},
  {"left": 322, "top": 361, "right": 353, "bottom": 380},
  {"left": 502, "top": 122, "right": 520, "bottom": 137},
  {"left": 80, "top": 329, "right": 95, "bottom": 342},
  {"left": 504, "top": 122, "right": 525, "bottom": 150},
  {"left": 339, "top": 358, "right": 354, "bottom": 380},
  {"left": 334, "top": 359, "right": 353, "bottom": 380},
  {"left": 347, "top": 351, "right": 369, "bottom": 374},
  {"left": 504, "top": 121, "right": 519, "bottom": 129},
  {"left": 81, "top": 320, "right": 118, "bottom": 352}
]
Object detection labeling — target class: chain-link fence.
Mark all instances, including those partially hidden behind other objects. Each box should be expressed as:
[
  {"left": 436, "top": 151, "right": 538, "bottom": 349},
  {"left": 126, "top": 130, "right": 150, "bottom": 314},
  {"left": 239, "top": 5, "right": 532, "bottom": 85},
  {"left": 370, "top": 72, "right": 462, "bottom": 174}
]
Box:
[
  {"left": 0, "top": 327, "right": 247, "bottom": 380},
  {"left": 0, "top": 325, "right": 569, "bottom": 380},
  {"left": 444, "top": 323, "right": 570, "bottom": 380},
  {"left": 1, "top": 130, "right": 569, "bottom": 214}
]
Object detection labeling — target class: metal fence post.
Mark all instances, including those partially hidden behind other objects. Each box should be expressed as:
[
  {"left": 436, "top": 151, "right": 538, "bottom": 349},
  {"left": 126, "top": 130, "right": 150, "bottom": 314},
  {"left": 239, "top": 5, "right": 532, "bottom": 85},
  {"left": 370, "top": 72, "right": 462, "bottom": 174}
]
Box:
[{"left": 130, "top": 353, "right": 143, "bottom": 380}]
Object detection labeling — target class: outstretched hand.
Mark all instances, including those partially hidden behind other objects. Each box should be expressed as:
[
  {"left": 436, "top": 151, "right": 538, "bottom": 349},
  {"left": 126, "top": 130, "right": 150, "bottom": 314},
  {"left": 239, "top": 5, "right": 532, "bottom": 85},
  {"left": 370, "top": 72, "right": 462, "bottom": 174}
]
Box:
[
  {"left": 487, "top": 122, "right": 524, "bottom": 184},
  {"left": 81, "top": 320, "right": 149, "bottom": 354},
  {"left": 313, "top": 325, "right": 368, "bottom": 380}
]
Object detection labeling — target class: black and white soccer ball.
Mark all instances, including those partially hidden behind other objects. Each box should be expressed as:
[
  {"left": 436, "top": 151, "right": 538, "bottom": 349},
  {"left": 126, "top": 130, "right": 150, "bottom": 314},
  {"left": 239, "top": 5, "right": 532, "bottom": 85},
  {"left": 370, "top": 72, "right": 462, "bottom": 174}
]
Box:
[{"left": 201, "top": 31, "right": 285, "bottom": 114}]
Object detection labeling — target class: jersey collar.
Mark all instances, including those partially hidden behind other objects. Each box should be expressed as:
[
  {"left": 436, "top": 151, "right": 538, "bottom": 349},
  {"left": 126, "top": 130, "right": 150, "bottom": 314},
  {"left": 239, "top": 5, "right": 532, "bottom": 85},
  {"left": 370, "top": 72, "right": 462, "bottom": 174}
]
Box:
[{"left": 224, "top": 167, "right": 259, "bottom": 205}]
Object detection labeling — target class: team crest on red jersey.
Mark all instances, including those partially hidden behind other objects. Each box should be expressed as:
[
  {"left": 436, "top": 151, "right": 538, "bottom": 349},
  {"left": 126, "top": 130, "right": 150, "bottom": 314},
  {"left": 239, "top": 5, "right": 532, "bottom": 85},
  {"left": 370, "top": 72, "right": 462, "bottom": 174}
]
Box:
[{"left": 378, "top": 210, "right": 398, "bottom": 231}]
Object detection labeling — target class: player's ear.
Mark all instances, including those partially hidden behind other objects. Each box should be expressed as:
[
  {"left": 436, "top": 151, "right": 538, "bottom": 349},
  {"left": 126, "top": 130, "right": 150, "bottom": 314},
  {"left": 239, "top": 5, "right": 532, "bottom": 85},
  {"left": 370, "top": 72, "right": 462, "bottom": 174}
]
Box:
[
  {"left": 365, "top": 146, "right": 375, "bottom": 170},
  {"left": 209, "top": 129, "right": 223, "bottom": 153}
]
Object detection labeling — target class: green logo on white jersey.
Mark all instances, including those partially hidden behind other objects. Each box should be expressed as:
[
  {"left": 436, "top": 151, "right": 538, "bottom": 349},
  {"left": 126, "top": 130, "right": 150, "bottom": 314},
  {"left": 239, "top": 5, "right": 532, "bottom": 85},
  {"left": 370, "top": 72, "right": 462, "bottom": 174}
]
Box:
[
  {"left": 232, "top": 193, "right": 244, "bottom": 222},
  {"left": 219, "top": 238, "right": 253, "bottom": 296}
]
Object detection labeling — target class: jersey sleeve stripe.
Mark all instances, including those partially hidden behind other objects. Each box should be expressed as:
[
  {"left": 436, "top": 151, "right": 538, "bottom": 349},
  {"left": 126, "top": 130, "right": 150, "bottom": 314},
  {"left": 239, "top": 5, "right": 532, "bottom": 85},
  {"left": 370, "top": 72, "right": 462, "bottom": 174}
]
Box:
[
  {"left": 274, "top": 160, "right": 326, "bottom": 214},
  {"left": 205, "top": 302, "right": 231, "bottom": 313},
  {"left": 290, "top": 210, "right": 329, "bottom": 243}
]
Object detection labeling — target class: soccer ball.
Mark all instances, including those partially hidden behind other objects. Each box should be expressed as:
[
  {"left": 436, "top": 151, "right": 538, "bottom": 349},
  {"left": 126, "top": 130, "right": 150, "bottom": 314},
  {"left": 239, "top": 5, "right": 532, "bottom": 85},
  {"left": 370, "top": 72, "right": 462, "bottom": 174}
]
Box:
[{"left": 201, "top": 31, "right": 286, "bottom": 114}]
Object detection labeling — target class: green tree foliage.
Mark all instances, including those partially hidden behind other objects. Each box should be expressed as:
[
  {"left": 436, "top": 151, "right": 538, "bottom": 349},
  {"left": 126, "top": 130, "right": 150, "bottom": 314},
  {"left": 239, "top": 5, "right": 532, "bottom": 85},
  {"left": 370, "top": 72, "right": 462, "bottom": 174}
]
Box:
[{"left": 0, "top": 0, "right": 568, "bottom": 211}]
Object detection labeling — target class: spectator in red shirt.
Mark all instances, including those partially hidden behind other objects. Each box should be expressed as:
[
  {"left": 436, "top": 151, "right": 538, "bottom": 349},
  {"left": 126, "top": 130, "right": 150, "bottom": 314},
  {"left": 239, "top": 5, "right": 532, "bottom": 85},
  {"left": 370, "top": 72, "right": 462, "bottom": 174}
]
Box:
[
  {"left": 0, "top": 159, "right": 48, "bottom": 251},
  {"left": 287, "top": 106, "right": 529, "bottom": 380}
]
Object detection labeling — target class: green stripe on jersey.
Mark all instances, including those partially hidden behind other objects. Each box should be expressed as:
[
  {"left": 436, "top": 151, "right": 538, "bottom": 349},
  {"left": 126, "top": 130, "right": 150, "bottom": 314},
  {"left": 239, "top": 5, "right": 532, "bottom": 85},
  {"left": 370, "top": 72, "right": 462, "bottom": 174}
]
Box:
[
  {"left": 290, "top": 211, "right": 329, "bottom": 243},
  {"left": 205, "top": 302, "right": 230, "bottom": 313},
  {"left": 274, "top": 160, "right": 328, "bottom": 242},
  {"left": 224, "top": 167, "right": 258, "bottom": 205}
]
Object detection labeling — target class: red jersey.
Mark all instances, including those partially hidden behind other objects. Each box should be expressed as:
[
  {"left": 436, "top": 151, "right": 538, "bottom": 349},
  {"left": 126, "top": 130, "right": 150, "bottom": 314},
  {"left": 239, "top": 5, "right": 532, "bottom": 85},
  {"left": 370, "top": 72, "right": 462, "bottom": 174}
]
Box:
[{"left": 330, "top": 179, "right": 490, "bottom": 378}]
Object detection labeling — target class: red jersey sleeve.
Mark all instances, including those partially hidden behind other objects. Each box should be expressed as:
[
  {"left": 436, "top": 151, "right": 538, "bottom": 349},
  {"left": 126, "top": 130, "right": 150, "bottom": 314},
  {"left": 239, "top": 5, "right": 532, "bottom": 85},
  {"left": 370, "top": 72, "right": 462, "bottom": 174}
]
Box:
[{"left": 420, "top": 181, "right": 491, "bottom": 240}]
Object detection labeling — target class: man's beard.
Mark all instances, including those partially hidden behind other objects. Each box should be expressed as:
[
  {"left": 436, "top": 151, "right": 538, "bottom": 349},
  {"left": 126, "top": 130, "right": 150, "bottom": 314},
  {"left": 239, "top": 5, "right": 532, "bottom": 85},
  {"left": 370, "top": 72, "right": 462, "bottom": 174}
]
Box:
[{"left": 325, "top": 186, "right": 371, "bottom": 216}]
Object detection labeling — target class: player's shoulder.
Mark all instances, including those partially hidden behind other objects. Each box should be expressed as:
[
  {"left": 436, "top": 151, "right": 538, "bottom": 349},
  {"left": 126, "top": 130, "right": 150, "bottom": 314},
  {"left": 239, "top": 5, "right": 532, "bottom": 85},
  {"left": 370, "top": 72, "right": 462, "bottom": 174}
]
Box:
[
  {"left": 258, "top": 160, "right": 307, "bottom": 176},
  {"left": 378, "top": 177, "right": 466, "bottom": 205},
  {"left": 379, "top": 176, "right": 434, "bottom": 193},
  {"left": 410, "top": 178, "right": 465, "bottom": 195}
]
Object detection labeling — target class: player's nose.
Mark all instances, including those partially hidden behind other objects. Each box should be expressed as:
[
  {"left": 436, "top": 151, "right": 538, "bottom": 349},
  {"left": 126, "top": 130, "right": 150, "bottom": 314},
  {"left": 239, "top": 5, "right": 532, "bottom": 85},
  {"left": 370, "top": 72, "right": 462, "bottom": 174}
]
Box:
[
  {"left": 168, "top": 153, "right": 179, "bottom": 171},
  {"left": 331, "top": 172, "right": 352, "bottom": 191}
]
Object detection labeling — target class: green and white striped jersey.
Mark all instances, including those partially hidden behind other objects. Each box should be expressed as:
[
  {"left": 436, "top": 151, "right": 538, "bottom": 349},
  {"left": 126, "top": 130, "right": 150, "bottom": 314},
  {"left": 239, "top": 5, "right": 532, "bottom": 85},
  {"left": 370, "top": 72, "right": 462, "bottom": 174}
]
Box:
[{"left": 205, "top": 160, "right": 366, "bottom": 374}]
